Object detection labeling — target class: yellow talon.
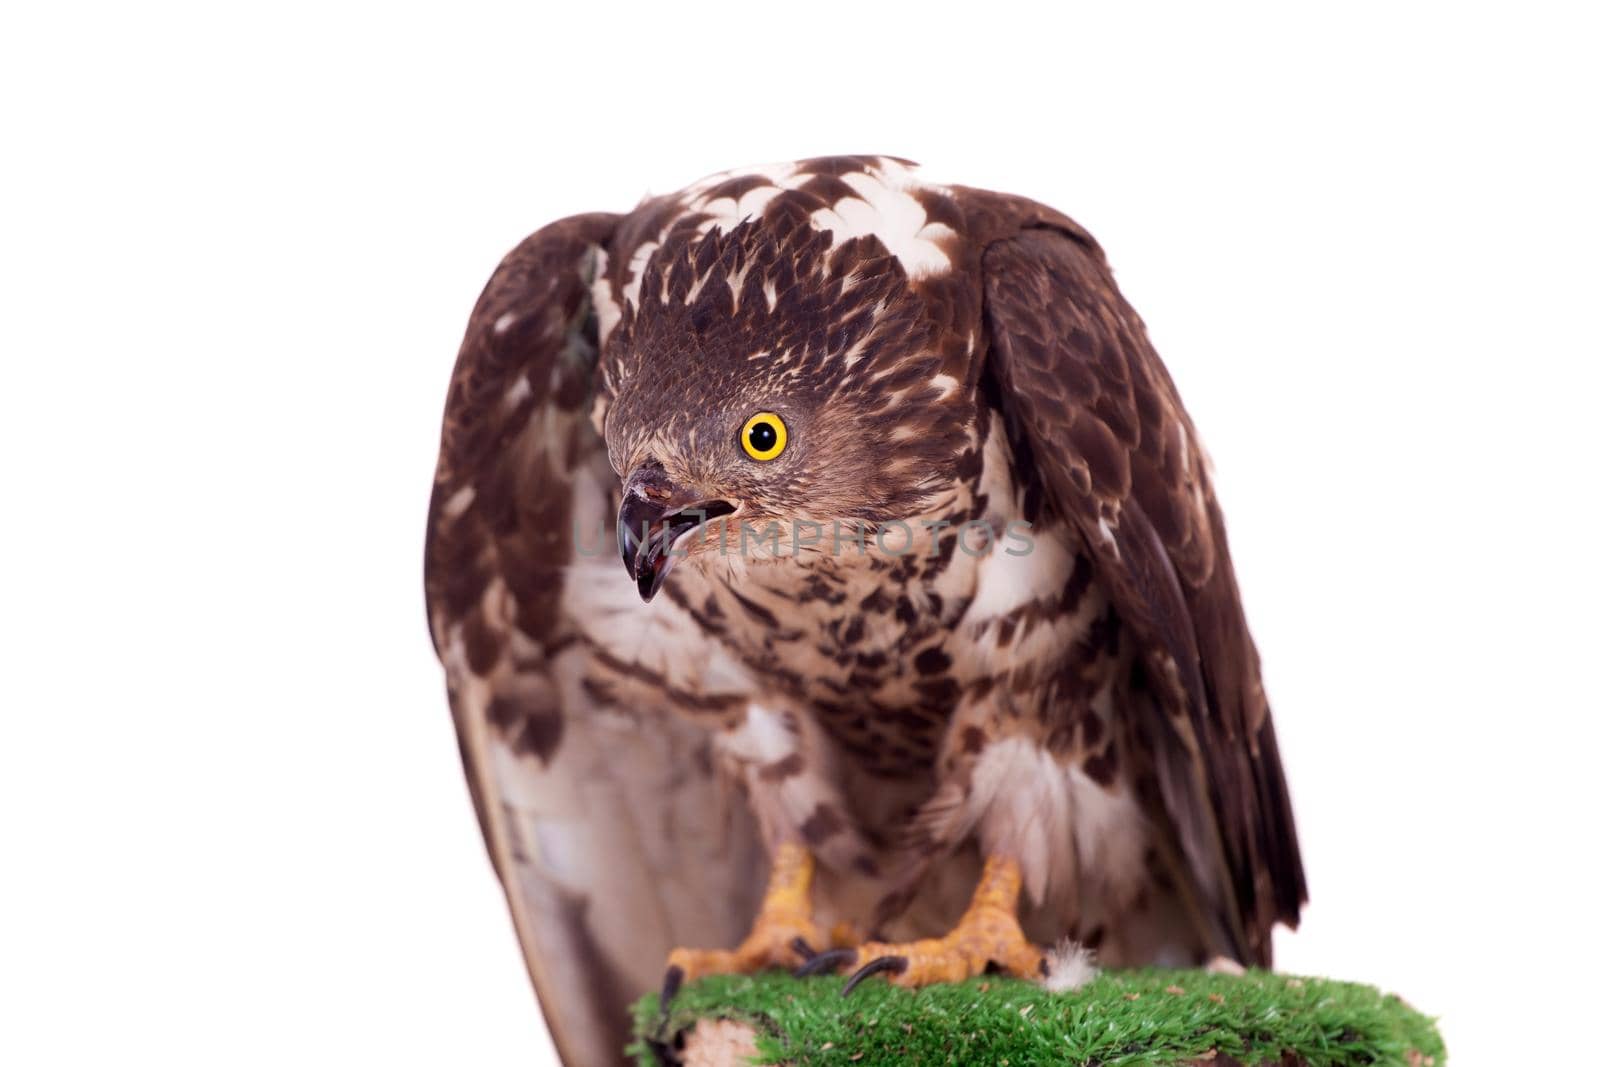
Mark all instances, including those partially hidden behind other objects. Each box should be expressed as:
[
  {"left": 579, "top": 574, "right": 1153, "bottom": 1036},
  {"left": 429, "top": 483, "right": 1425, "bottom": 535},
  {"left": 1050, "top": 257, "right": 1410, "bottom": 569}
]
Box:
[
  {"left": 665, "top": 843, "right": 847, "bottom": 981},
  {"left": 848, "top": 855, "right": 1043, "bottom": 988}
]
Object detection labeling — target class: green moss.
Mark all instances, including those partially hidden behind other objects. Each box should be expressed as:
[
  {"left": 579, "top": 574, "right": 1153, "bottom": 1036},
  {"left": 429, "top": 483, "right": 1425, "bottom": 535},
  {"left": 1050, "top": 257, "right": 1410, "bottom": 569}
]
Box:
[{"left": 632, "top": 969, "right": 1444, "bottom": 1066}]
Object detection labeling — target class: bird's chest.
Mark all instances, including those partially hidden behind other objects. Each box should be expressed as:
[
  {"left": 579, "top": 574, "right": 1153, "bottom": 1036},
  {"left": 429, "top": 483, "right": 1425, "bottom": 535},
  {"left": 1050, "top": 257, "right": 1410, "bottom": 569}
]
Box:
[{"left": 692, "top": 522, "right": 1006, "bottom": 776}]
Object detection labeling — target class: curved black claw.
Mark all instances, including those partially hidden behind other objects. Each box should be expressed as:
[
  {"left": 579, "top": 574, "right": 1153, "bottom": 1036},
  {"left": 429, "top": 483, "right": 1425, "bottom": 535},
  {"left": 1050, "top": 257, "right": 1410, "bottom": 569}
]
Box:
[
  {"left": 644, "top": 1036, "right": 680, "bottom": 1067},
  {"left": 793, "top": 947, "right": 858, "bottom": 978},
  {"left": 659, "top": 964, "right": 685, "bottom": 1011},
  {"left": 841, "top": 954, "right": 907, "bottom": 996},
  {"left": 790, "top": 936, "right": 817, "bottom": 961}
]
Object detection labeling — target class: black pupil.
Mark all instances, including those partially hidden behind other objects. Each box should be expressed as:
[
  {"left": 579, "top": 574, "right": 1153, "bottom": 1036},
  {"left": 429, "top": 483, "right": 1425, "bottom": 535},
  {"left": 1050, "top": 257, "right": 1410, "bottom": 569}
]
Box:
[{"left": 748, "top": 421, "right": 778, "bottom": 452}]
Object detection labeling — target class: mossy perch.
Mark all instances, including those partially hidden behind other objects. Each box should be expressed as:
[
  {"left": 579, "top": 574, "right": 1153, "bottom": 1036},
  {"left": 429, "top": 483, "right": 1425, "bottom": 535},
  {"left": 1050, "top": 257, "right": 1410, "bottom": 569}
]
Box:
[{"left": 633, "top": 969, "right": 1444, "bottom": 1066}]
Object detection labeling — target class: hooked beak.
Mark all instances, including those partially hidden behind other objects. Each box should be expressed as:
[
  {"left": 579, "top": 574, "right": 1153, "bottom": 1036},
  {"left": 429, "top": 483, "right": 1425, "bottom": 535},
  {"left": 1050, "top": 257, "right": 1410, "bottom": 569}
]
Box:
[{"left": 617, "top": 467, "right": 736, "bottom": 602}]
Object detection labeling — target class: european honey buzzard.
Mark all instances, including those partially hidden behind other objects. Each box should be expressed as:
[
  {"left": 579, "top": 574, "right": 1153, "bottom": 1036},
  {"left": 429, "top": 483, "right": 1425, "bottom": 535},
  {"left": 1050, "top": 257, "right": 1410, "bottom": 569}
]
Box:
[{"left": 424, "top": 156, "right": 1306, "bottom": 1066}]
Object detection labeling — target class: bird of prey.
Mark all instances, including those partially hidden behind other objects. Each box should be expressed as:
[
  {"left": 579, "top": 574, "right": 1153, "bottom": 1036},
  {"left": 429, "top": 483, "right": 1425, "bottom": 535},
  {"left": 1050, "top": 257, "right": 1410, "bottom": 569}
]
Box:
[{"left": 424, "top": 156, "right": 1306, "bottom": 1066}]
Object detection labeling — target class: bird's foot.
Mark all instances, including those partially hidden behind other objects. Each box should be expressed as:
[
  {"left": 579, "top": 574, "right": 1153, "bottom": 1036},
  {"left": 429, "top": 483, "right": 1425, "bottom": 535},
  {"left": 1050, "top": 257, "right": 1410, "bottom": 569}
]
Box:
[
  {"left": 833, "top": 909, "right": 1043, "bottom": 992},
  {"left": 665, "top": 917, "right": 854, "bottom": 983},
  {"left": 663, "top": 843, "right": 857, "bottom": 988},
  {"left": 804, "top": 854, "right": 1045, "bottom": 993}
]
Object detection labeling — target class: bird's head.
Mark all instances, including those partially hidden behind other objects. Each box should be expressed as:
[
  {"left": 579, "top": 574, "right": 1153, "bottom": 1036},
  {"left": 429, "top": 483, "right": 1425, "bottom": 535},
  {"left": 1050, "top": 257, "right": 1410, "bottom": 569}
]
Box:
[{"left": 595, "top": 219, "right": 971, "bottom": 601}]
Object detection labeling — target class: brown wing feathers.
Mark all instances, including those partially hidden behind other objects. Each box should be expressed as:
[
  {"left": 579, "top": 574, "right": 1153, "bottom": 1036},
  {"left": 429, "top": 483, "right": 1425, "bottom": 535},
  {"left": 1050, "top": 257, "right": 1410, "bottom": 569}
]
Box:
[
  {"left": 426, "top": 212, "right": 620, "bottom": 660},
  {"left": 426, "top": 216, "right": 766, "bottom": 1067},
  {"left": 426, "top": 215, "right": 625, "bottom": 1065},
  {"left": 981, "top": 225, "right": 1306, "bottom": 965}
]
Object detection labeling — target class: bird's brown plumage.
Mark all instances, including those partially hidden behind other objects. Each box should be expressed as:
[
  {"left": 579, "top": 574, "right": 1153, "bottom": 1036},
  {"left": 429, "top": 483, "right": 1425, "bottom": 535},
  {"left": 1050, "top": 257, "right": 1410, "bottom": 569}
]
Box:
[
  {"left": 980, "top": 223, "right": 1306, "bottom": 965},
  {"left": 425, "top": 157, "right": 1305, "bottom": 1065}
]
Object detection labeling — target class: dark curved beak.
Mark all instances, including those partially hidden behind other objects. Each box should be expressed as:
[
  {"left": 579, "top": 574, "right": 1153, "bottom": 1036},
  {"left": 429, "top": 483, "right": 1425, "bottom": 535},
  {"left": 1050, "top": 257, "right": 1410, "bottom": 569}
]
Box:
[{"left": 617, "top": 467, "right": 735, "bottom": 602}]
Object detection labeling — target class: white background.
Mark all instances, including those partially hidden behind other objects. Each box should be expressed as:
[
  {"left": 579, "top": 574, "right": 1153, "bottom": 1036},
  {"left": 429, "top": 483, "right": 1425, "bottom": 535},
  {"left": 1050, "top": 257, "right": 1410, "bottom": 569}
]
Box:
[{"left": 3, "top": 3, "right": 1596, "bottom": 1065}]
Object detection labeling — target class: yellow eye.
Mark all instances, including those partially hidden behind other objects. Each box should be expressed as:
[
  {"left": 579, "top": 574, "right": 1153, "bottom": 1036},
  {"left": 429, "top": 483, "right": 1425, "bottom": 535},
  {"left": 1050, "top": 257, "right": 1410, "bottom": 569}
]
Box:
[{"left": 739, "top": 412, "right": 788, "bottom": 461}]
